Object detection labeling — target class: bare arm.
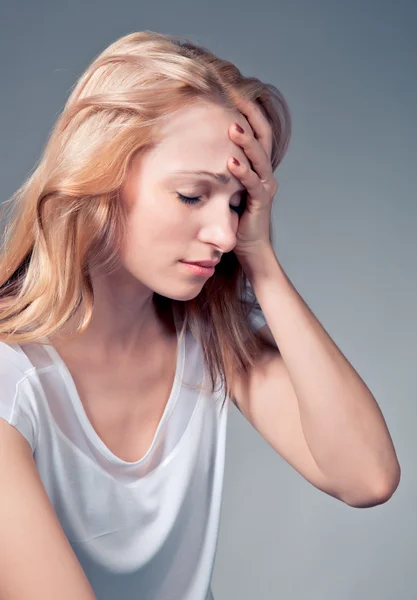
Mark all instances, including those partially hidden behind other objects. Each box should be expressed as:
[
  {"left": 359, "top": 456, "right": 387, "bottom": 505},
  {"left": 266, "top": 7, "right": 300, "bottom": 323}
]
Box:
[{"left": 0, "top": 419, "right": 96, "bottom": 599}]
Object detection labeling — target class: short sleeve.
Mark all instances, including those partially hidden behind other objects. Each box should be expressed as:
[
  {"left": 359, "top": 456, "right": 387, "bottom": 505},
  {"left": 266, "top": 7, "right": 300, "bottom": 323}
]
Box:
[
  {"left": 241, "top": 279, "right": 267, "bottom": 332},
  {"left": 0, "top": 351, "right": 38, "bottom": 453}
]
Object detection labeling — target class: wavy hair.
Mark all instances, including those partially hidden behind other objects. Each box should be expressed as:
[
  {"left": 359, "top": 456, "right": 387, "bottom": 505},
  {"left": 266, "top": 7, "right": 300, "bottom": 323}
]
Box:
[{"left": 0, "top": 30, "right": 291, "bottom": 408}]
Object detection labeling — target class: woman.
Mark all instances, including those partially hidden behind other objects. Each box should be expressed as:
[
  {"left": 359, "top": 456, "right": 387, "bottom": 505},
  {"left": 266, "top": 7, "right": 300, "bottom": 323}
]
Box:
[{"left": 0, "top": 31, "right": 400, "bottom": 600}]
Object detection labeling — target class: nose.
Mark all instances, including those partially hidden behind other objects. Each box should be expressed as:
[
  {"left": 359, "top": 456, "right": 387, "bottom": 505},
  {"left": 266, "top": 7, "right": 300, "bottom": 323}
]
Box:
[{"left": 197, "top": 210, "right": 239, "bottom": 255}]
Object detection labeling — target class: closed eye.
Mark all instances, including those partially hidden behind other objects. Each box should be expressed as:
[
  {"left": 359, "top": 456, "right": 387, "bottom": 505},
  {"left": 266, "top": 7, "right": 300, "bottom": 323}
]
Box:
[{"left": 176, "top": 192, "right": 247, "bottom": 216}]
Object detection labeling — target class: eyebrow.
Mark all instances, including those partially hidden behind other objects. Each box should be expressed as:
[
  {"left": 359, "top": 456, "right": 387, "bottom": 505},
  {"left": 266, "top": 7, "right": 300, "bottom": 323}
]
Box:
[{"left": 171, "top": 170, "right": 246, "bottom": 191}]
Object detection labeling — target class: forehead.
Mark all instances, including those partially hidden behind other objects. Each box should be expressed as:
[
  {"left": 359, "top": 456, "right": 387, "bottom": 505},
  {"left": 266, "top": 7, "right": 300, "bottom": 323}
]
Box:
[
  {"left": 158, "top": 101, "right": 250, "bottom": 137},
  {"left": 148, "top": 101, "right": 252, "bottom": 174}
]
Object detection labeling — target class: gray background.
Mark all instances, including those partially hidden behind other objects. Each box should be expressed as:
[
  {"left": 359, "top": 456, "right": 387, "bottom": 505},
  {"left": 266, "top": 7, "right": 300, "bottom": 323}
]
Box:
[{"left": 1, "top": 1, "right": 415, "bottom": 598}]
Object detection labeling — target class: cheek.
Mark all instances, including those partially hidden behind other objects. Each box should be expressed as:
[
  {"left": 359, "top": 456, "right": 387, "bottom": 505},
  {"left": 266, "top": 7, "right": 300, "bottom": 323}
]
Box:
[{"left": 124, "top": 204, "right": 187, "bottom": 252}]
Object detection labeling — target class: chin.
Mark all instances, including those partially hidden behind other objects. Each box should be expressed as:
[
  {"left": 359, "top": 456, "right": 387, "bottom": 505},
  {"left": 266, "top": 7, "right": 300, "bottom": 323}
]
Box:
[{"left": 155, "top": 283, "right": 205, "bottom": 302}]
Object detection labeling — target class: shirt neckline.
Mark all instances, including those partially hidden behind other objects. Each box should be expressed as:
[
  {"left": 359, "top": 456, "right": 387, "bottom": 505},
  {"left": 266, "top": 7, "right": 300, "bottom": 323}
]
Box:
[{"left": 40, "top": 305, "right": 185, "bottom": 467}]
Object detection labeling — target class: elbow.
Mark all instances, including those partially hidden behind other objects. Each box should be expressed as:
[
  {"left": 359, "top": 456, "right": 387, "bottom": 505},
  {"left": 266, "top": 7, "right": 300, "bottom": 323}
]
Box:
[
  {"left": 345, "top": 465, "right": 402, "bottom": 509},
  {"left": 377, "top": 465, "right": 402, "bottom": 503}
]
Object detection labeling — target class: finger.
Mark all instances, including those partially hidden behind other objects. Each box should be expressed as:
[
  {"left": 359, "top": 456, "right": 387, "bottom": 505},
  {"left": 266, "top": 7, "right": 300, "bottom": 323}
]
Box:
[
  {"left": 230, "top": 123, "right": 272, "bottom": 183},
  {"left": 234, "top": 97, "right": 273, "bottom": 160},
  {"left": 228, "top": 157, "right": 267, "bottom": 209}
]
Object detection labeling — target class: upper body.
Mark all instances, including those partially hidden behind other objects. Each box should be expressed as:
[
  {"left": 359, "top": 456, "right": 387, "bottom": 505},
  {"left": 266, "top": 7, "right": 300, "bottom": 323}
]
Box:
[{"left": 0, "top": 286, "right": 267, "bottom": 600}]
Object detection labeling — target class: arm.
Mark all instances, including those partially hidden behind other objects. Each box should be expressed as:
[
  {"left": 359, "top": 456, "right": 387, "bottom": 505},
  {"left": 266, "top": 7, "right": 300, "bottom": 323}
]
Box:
[
  {"left": 232, "top": 248, "right": 401, "bottom": 508},
  {"left": 0, "top": 419, "right": 96, "bottom": 599}
]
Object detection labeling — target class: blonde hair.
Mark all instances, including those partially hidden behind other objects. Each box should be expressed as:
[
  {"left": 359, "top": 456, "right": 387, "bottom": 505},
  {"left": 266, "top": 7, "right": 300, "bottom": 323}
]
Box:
[{"left": 0, "top": 30, "right": 291, "bottom": 408}]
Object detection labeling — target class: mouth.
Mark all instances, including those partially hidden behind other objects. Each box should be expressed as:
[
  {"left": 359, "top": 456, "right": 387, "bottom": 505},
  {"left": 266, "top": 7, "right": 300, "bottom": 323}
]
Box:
[
  {"left": 179, "top": 261, "right": 216, "bottom": 278},
  {"left": 180, "top": 260, "right": 220, "bottom": 268}
]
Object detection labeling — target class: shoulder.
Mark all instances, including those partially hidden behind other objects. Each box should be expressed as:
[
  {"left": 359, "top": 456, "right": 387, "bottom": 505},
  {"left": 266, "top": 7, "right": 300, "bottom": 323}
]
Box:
[
  {"left": 0, "top": 341, "right": 33, "bottom": 382},
  {"left": 0, "top": 341, "right": 39, "bottom": 453}
]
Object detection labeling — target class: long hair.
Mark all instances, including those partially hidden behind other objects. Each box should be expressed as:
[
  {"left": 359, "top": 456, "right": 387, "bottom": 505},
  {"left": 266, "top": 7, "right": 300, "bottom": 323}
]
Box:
[{"left": 0, "top": 31, "right": 291, "bottom": 409}]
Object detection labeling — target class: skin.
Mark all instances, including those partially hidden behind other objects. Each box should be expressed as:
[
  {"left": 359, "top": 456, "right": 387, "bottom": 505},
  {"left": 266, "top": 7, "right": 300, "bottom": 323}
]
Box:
[{"left": 51, "top": 100, "right": 253, "bottom": 362}]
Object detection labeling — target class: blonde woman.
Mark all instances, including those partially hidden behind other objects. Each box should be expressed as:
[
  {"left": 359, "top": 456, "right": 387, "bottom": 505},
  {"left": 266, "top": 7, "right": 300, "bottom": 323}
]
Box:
[{"left": 0, "top": 31, "right": 400, "bottom": 600}]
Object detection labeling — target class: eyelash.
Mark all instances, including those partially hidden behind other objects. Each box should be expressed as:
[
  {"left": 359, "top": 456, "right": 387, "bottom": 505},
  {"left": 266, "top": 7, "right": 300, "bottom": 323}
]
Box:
[{"left": 176, "top": 192, "right": 246, "bottom": 215}]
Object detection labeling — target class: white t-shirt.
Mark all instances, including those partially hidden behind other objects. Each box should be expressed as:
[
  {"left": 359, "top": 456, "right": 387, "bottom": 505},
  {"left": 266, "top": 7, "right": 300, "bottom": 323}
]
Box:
[{"left": 0, "top": 282, "right": 266, "bottom": 600}]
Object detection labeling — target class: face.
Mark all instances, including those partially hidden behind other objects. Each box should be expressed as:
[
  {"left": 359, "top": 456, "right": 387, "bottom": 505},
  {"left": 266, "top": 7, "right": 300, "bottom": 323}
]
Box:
[{"left": 118, "top": 100, "right": 252, "bottom": 301}]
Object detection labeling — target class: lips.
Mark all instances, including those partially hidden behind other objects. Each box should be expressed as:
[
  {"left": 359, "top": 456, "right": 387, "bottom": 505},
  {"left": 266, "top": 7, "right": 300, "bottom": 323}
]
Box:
[{"left": 181, "top": 260, "right": 219, "bottom": 268}]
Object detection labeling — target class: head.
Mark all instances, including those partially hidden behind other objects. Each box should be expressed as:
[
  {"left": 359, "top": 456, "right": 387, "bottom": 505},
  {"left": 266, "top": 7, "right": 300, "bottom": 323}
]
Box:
[
  {"left": 0, "top": 31, "right": 291, "bottom": 406},
  {"left": 118, "top": 99, "right": 251, "bottom": 303}
]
